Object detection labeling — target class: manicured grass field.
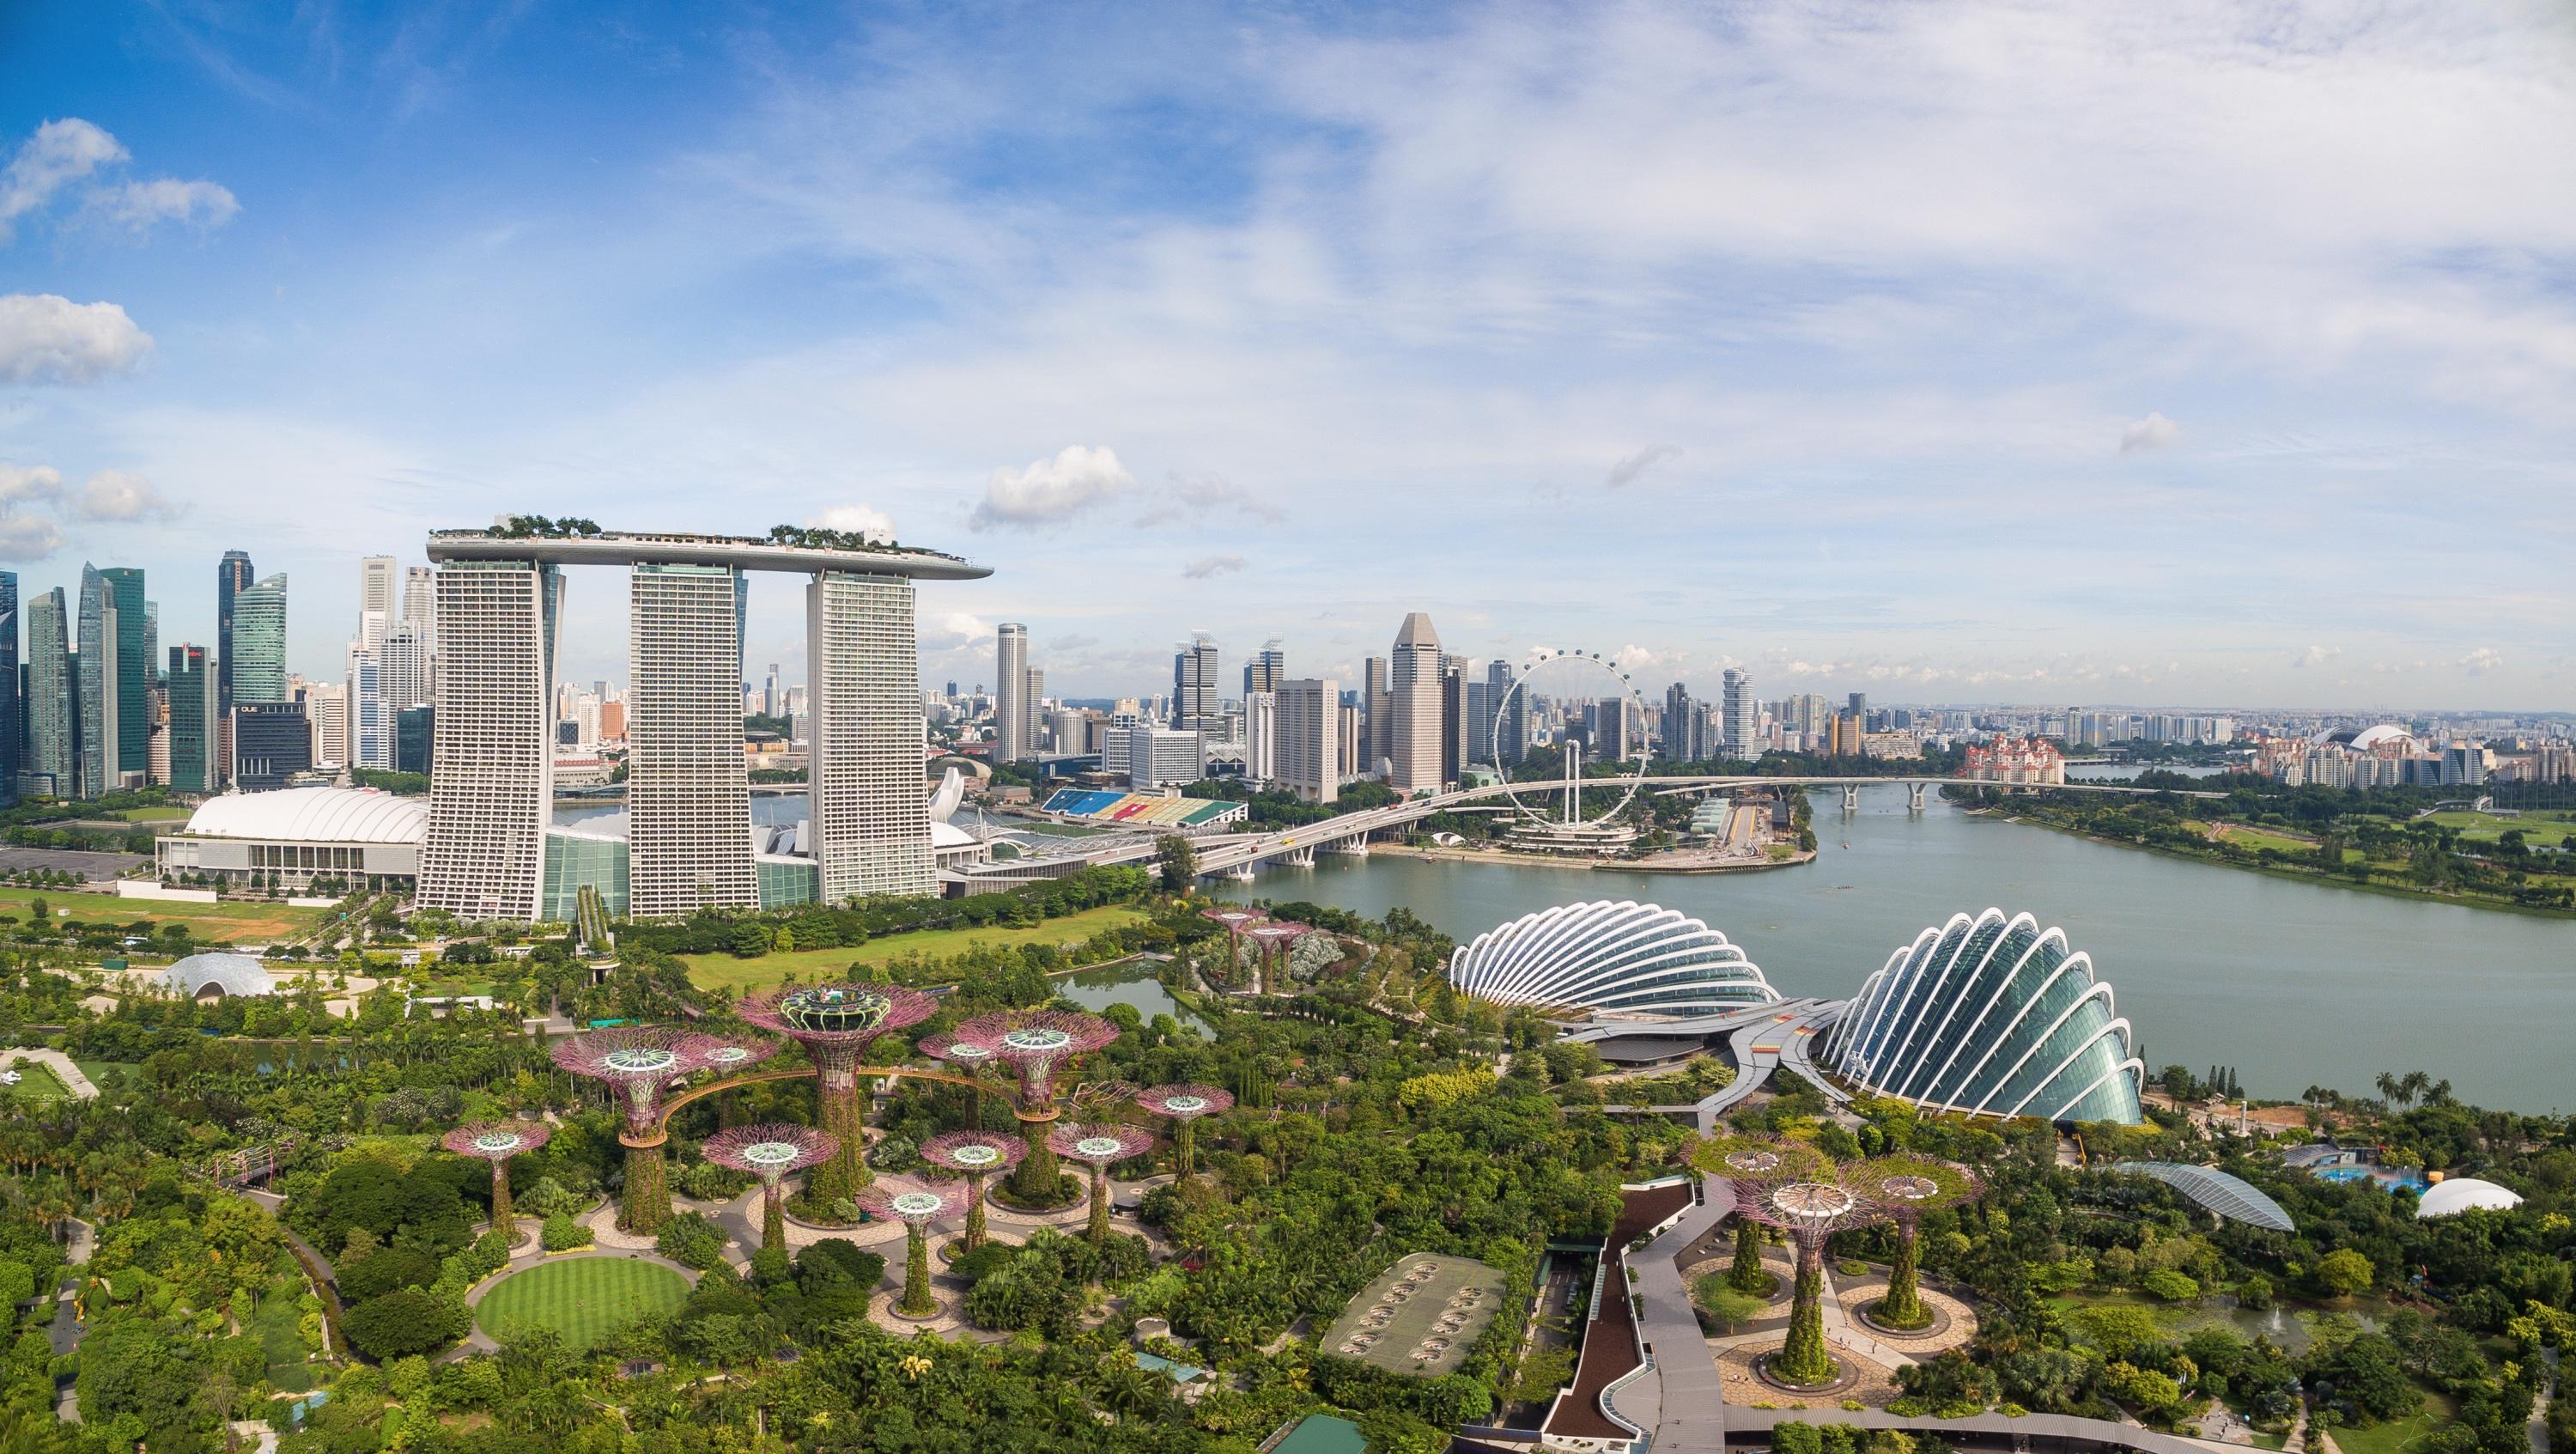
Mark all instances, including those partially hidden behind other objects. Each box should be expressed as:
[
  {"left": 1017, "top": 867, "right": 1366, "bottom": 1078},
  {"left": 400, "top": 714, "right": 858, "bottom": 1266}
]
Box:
[
  {"left": 2329, "top": 1388, "right": 2454, "bottom": 1454},
  {"left": 681, "top": 903, "right": 1152, "bottom": 994},
  {"left": 2210, "top": 824, "right": 2320, "bottom": 855},
  {"left": 0, "top": 885, "right": 325, "bottom": 944},
  {"left": 2424, "top": 809, "right": 2576, "bottom": 847},
  {"left": 475, "top": 1257, "right": 691, "bottom": 1350},
  {"left": 112, "top": 806, "right": 192, "bottom": 822},
  {"left": 0, "top": 1059, "right": 73, "bottom": 1103},
  {"left": 74, "top": 1061, "right": 139, "bottom": 1092}
]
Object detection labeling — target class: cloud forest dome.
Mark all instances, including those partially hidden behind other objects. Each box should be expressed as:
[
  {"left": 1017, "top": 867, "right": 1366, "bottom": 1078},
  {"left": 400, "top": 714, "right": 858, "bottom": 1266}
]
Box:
[
  {"left": 1446, "top": 901, "right": 1778, "bottom": 1017},
  {"left": 1823, "top": 909, "right": 2143, "bottom": 1125}
]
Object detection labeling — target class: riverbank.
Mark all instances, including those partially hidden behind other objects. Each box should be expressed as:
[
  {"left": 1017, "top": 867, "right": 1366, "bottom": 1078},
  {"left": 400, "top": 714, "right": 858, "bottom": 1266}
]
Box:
[
  {"left": 1975, "top": 809, "right": 2576, "bottom": 921},
  {"left": 1369, "top": 842, "right": 1814, "bottom": 874}
]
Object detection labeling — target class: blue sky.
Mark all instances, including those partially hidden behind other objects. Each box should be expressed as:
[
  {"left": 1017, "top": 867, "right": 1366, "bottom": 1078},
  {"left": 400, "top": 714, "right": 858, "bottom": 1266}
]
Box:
[{"left": 3, "top": 1, "right": 2573, "bottom": 709}]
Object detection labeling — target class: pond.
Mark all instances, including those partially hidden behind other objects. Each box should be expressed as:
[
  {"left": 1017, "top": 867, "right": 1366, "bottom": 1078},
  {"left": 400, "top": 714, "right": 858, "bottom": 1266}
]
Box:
[{"left": 1056, "top": 959, "right": 1209, "bottom": 1037}]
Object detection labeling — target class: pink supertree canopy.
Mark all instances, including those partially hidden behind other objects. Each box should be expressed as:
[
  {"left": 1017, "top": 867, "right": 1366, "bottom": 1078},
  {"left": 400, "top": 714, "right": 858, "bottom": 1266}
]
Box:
[
  {"left": 1046, "top": 1122, "right": 1157, "bottom": 1168},
  {"left": 738, "top": 983, "right": 938, "bottom": 1062},
  {"left": 854, "top": 1177, "right": 963, "bottom": 1226},
  {"left": 1200, "top": 907, "right": 1268, "bottom": 933},
  {"left": 703, "top": 1122, "right": 837, "bottom": 1182},
  {"left": 689, "top": 1032, "right": 786, "bottom": 1078},
  {"left": 918, "top": 1029, "right": 1000, "bottom": 1074},
  {"left": 1135, "top": 1084, "right": 1234, "bottom": 1122},
  {"left": 948, "top": 1007, "right": 1121, "bottom": 1104},
  {"left": 442, "top": 1121, "right": 553, "bottom": 1162},
  {"left": 550, "top": 1025, "right": 728, "bottom": 1133},
  {"left": 920, "top": 1129, "right": 1027, "bottom": 1178}
]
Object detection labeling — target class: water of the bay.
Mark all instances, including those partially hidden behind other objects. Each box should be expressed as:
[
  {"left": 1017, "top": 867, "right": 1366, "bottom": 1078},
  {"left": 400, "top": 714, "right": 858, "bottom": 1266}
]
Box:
[{"left": 1220, "top": 784, "right": 2575, "bottom": 1113}]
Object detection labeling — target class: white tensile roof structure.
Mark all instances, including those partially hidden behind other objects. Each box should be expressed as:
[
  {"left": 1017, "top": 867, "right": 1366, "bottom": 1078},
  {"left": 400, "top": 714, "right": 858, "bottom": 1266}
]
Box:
[
  {"left": 2416, "top": 1177, "right": 2524, "bottom": 1218},
  {"left": 182, "top": 788, "right": 428, "bottom": 844},
  {"left": 1447, "top": 901, "right": 1777, "bottom": 1017},
  {"left": 162, "top": 952, "right": 277, "bottom": 999}
]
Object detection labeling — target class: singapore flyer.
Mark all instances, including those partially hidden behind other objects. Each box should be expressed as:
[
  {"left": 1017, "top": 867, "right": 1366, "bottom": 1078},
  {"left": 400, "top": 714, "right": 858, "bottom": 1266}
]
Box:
[{"left": 1492, "top": 648, "right": 1653, "bottom": 849}]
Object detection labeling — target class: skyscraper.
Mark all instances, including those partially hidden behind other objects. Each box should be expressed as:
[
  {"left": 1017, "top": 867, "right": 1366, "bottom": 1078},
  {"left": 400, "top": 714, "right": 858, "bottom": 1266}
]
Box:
[
  {"left": 167, "top": 644, "right": 215, "bottom": 792},
  {"left": 629, "top": 564, "right": 756, "bottom": 916},
  {"left": 1484, "top": 658, "right": 1526, "bottom": 766},
  {"left": 1363, "top": 656, "right": 1390, "bottom": 772},
  {"left": 24, "top": 589, "right": 70, "bottom": 798},
  {"left": 346, "top": 647, "right": 388, "bottom": 769},
  {"left": 1245, "top": 690, "right": 1278, "bottom": 782},
  {"left": 103, "top": 568, "right": 147, "bottom": 788},
  {"left": 75, "top": 566, "right": 117, "bottom": 797},
  {"left": 1243, "top": 638, "right": 1285, "bottom": 697},
  {"left": 419, "top": 561, "right": 562, "bottom": 919},
  {"left": 762, "top": 661, "right": 783, "bottom": 718},
  {"left": 0, "top": 573, "right": 16, "bottom": 802},
  {"left": 1662, "top": 681, "right": 1699, "bottom": 761},
  {"left": 993, "top": 623, "right": 1029, "bottom": 763},
  {"left": 231, "top": 574, "right": 289, "bottom": 703},
  {"left": 359, "top": 555, "right": 397, "bottom": 648},
  {"left": 1439, "top": 656, "right": 1468, "bottom": 784},
  {"left": 1276, "top": 678, "right": 1340, "bottom": 804},
  {"left": 1388, "top": 613, "right": 1443, "bottom": 792},
  {"left": 232, "top": 701, "right": 313, "bottom": 791},
  {"left": 1172, "top": 634, "right": 1220, "bottom": 729},
  {"left": 808, "top": 571, "right": 933, "bottom": 899},
  {"left": 216, "top": 550, "right": 254, "bottom": 788},
  {"left": 382, "top": 623, "right": 432, "bottom": 712},
  {"left": 1722, "top": 668, "right": 1756, "bottom": 761}
]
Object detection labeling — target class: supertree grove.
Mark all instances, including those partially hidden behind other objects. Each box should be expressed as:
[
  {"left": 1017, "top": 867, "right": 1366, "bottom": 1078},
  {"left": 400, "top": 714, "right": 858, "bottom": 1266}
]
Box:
[
  {"left": 550, "top": 1026, "right": 751, "bottom": 1233},
  {"left": 1842, "top": 1153, "right": 1978, "bottom": 1330},
  {"left": 854, "top": 1179, "right": 961, "bottom": 1318},
  {"left": 441, "top": 1121, "right": 552, "bottom": 1244},
  {"left": 945, "top": 1008, "right": 1121, "bottom": 1201},
  {"left": 738, "top": 983, "right": 936, "bottom": 1203},
  {"left": 703, "top": 1123, "right": 838, "bottom": 1254},
  {"left": 1729, "top": 1164, "right": 1884, "bottom": 1387},
  {"left": 918, "top": 1030, "right": 1002, "bottom": 1129},
  {"left": 1134, "top": 1084, "right": 1232, "bottom": 1180},
  {"left": 1047, "top": 1122, "right": 1155, "bottom": 1244},
  {"left": 918, "top": 1130, "right": 1024, "bottom": 1253},
  {"left": 1689, "top": 1134, "right": 1828, "bottom": 1295},
  {"left": 1242, "top": 920, "right": 1311, "bottom": 993}
]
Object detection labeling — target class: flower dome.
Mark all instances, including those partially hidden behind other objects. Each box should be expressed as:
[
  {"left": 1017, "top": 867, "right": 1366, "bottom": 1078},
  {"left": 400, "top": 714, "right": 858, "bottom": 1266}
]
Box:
[
  {"left": 1823, "top": 909, "right": 2142, "bottom": 1124},
  {"left": 161, "top": 952, "right": 276, "bottom": 1001},
  {"left": 1446, "top": 901, "right": 1777, "bottom": 1017},
  {"left": 2416, "top": 1177, "right": 2523, "bottom": 1219}
]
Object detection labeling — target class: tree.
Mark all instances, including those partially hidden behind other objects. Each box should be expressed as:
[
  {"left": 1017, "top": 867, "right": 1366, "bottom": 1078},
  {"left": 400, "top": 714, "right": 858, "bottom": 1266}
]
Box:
[
  {"left": 1156, "top": 834, "right": 1198, "bottom": 892},
  {"left": 1692, "top": 1273, "right": 1765, "bottom": 1332},
  {"left": 2316, "top": 1248, "right": 2375, "bottom": 1298},
  {"left": 342, "top": 1288, "right": 462, "bottom": 1360}
]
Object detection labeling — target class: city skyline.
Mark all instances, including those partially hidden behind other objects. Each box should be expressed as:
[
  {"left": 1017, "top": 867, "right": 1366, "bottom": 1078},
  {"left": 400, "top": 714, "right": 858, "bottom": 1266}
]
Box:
[{"left": 4, "top": 5, "right": 2575, "bottom": 707}]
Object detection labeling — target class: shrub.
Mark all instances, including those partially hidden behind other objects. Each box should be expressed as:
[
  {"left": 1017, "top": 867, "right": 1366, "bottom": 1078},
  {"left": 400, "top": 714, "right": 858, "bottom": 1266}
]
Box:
[
  {"left": 539, "top": 1214, "right": 592, "bottom": 1252},
  {"left": 655, "top": 1213, "right": 727, "bottom": 1270},
  {"left": 343, "top": 1289, "right": 465, "bottom": 1360},
  {"left": 2139, "top": 1269, "right": 2201, "bottom": 1304}
]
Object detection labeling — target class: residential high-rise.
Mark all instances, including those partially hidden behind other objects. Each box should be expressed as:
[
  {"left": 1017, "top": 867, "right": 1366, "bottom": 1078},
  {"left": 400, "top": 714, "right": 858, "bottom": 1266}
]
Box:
[
  {"left": 231, "top": 574, "right": 289, "bottom": 703},
  {"left": 807, "top": 571, "right": 933, "bottom": 899},
  {"left": 1721, "top": 668, "right": 1755, "bottom": 762},
  {"left": 167, "top": 645, "right": 216, "bottom": 792},
  {"left": 1172, "top": 634, "right": 1220, "bottom": 729},
  {"left": 419, "top": 561, "right": 562, "bottom": 920},
  {"left": 1388, "top": 613, "right": 1443, "bottom": 792},
  {"left": 1243, "top": 638, "right": 1285, "bottom": 697},
  {"left": 216, "top": 550, "right": 254, "bottom": 787},
  {"left": 630, "top": 564, "right": 757, "bottom": 916},
  {"left": 0, "top": 572, "right": 15, "bottom": 802},
  {"left": 1338, "top": 701, "right": 1364, "bottom": 784},
  {"left": 360, "top": 555, "right": 398, "bottom": 648},
  {"left": 24, "top": 589, "right": 70, "bottom": 797},
  {"left": 1276, "top": 678, "right": 1340, "bottom": 804},
  {"left": 994, "top": 624, "right": 1029, "bottom": 764}
]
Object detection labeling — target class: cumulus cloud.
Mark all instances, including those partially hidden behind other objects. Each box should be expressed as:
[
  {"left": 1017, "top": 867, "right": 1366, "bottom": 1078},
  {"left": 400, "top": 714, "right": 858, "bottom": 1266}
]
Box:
[
  {"left": 0, "top": 295, "right": 154, "bottom": 384},
  {"left": 1182, "top": 553, "right": 1245, "bottom": 580},
  {"left": 2459, "top": 646, "right": 2503, "bottom": 674},
  {"left": 71, "top": 469, "right": 179, "bottom": 522},
  {"left": 1134, "top": 473, "right": 1284, "bottom": 526},
  {"left": 83, "top": 178, "right": 240, "bottom": 234},
  {"left": 2290, "top": 644, "right": 2339, "bottom": 667},
  {"left": 0, "top": 463, "right": 64, "bottom": 505},
  {"left": 1605, "top": 444, "right": 1681, "bottom": 489},
  {"left": 0, "top": 515, "right": 64, "bottom": 561},
  {"left": 2119, "top": 412, "right": 2181, "bottom": 453},
  {"left": 969, "top": 444, "right": 1134, "bottom": 530},
  {"left": 0, "top": 119, "right": 125, "bottom": 238},
  {"left": 922, "top": 611, "right": 991, "bottom": 650},
  {"left": 807, "top": 502, "right": 896, "bottom": 542}
]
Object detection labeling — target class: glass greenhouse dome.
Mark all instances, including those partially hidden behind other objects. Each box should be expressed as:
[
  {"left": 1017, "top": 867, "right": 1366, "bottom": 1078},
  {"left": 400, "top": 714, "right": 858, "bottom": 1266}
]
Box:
[{"left": 1447, "top": 901, "right": 1778, "bottom": 1017}]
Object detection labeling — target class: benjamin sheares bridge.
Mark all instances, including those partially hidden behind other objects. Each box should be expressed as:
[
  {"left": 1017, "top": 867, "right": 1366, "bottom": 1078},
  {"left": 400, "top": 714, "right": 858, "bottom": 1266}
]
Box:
[
  {"left": 1449, "top": 900, "right": 2146, "bottom": 1127},
  {"left": 416, "top": 520, "right": 989, "bottom": 924}
]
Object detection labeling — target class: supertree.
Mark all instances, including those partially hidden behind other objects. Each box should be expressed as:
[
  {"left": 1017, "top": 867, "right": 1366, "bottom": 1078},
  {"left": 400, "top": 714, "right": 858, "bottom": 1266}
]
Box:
[
  {"left": 947, "top": 1008, "right": 1121, "bottom": 1200},
  {"left": 1689, "top": 1134, "right": 1829, "bottom": 1295},
  {"left": 739, "top": 983, "right": 936, "bottom": 1204},
  {"left": 1242, "top": 921, "right": 1311, "bottom": 993},
  {"left": 919, "top": 1130, "right": 1025, "bottom": 1252},
  {"left": 854, "top": 1179, "right": 961, "bottom": 1318},
  {"left": 550, "top": 1026, "right": 736, "bottom": 1233},
  {"left": 704, "top": 1123, "right": 838, "bottom": 1254},
  {"left": 442, "top": 1121, "right": 552, "bottom": 1244},
  {"left": 1730, "top": 1166, "right": 1884, "bottom": 1387},
  {"left": 1047, "top": 1122, "right": 1156, "bottom": 1244},
  {"left": 1199, "top": 907, "right": 1267, "bottom": 987},
  {"left": 696, "top": 1036, "right": 787, "bottom": 1125},
  {"left": 1841, "top": 1153, "right": 1979, "bottom": 1330},
  {"left": 919, "top": 1030, "right": 1002, "bottom": 1129},
  {"left": 1135, "top": 1084, "right": 1233, "bottom": 1181}
]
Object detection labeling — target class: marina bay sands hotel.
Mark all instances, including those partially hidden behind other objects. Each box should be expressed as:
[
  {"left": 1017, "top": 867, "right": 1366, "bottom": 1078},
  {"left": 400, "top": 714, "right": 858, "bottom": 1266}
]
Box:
[{"left": 416, "top": 524, "right": 989, "bottom": 922}]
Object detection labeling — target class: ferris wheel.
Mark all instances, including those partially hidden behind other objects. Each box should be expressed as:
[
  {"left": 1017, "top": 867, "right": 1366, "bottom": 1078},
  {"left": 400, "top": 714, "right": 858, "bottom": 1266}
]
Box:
[{"left": 1492, "top": 648, "right": 1653, "bottom": 830}]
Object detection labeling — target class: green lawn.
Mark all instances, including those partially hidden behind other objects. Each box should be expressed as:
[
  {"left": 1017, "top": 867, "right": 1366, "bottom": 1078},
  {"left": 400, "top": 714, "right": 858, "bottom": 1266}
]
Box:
[
  {"left": 0, "top": 1059, "right": 74, "bottom": 1103},
  {"left": 2330, "top": 1388, "right": 2454, "bottom": 1454},
  {"left": 0, "top": 885, "right": 325, "bottom": 944},
  {"left": 681, "top": 904, "right": 1152, "bottom": 994},
  {"left": 2212, "top": 824, "right": 2319, "bottom": 855},
  {"left": 255, "top": 1254, "right": 322, "bottom": 1392},
  {"left": 74, "top": 1060, "right": 139, "bottom": 1092},
  {"left": 475, "top": 1257, "right": 691, "bottom": 1350},
  {"left": 2425, "top": 810, "right": 2576, "bottom": 847}
]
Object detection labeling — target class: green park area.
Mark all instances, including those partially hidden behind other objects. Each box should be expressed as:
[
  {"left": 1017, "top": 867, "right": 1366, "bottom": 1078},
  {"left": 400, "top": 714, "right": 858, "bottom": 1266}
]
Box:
[
  {"left": 474, "top": 1256, "right": 692, "bottom": 1351},
  {"left": 0, "top": 1058, "right": 73, "bottom": 1103},
  {"left": 112, "top": 806, "right": 192, "bottom": 822},
  {"left": 2422, "top": 809, "right": 2576, "bottom": 849},
  {"left": 680, "top": 902, "right": 1152, "bottom": 994},
  {"left": 0, "top": 885, "right": 325, "bottom": 945}
]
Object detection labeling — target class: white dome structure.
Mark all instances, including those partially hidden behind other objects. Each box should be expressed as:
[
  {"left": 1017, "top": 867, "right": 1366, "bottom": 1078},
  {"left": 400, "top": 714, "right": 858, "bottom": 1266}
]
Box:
[
  {"left": 1447, "top": 902, "right": 1777, "bottom": 1017},
  {"left": 182, "top": 787, "right": 427, "bottom": 843},
  {"left": 2416, "top": 1177, "right": 2523, "bottom": 1218},
  {"left": 162, "top": 952, "right": 276, "bottom": 1001}
]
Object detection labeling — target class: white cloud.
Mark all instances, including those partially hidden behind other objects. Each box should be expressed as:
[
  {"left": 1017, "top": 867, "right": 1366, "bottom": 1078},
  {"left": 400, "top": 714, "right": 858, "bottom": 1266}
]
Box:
[
  {"left": 1182, "top": 553, "right": 1245, "bottom": 580},
  {"left": 2291, "top": 644, "right": 2339, "bottom": 668},
  {"left": 0, "top": 463, "right": 63, "bottom": 505},
  {"left": 0, "top": 295, "right": 155, "bottom": 383},
  {"left": 2119, "top": 412, "right": 2181, "bottom": 454},
  {"left": 82, "top": 178, "right": 240, "bottom": 234},
  {"left": 71, "top": 469, "right": 179, "bottom": 522},
  {"left": 969, "top": 444, "right": 1134, "bottom": 530},
  {"left": 1135, "top": 474, "right": 1285, "bottom": 526},
  {"left": 807, "top": 503, "right": 896, "bottom": 542},
  {"left": 0, "top": 515, "right": 64, "bottom": 561},
  {"left": 2459, "top": 646, "right": 2503, "bottom": 674},
  {"left": 1605, "top": 444, "right": 1680, "bottom": 489},
  {"left": 0, "top": 119, "right": 125, "bottom": 238}
]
